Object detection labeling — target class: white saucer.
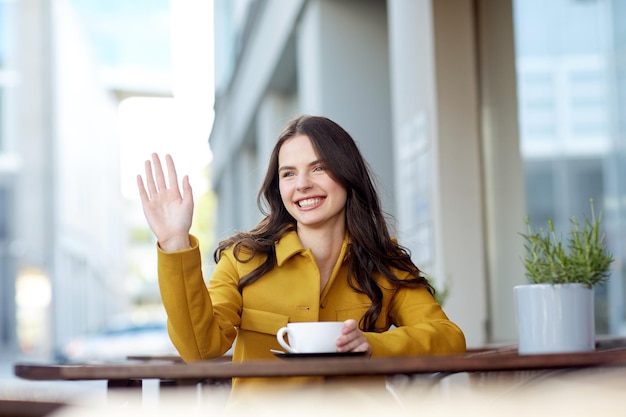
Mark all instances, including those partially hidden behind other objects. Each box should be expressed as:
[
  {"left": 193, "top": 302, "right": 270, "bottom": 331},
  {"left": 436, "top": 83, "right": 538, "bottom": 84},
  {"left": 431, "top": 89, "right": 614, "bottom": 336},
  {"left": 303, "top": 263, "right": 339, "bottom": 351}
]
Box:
[{"left": 270, "top": 349, "right": 368, "bottom": 359}]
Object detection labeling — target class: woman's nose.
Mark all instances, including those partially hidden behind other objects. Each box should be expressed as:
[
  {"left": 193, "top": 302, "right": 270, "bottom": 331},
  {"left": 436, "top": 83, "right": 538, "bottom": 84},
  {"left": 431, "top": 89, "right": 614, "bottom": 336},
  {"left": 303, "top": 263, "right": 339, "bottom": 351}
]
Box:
[{"left": 296, "top": 173, "right": 312, "bottom": 190}]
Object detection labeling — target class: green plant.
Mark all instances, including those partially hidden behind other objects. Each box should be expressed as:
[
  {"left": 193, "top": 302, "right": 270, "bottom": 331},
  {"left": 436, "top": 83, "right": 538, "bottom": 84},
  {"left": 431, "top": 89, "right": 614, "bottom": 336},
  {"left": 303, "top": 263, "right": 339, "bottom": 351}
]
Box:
[{"left": 520, "top": 199, "right": 614, "bottom": 288}]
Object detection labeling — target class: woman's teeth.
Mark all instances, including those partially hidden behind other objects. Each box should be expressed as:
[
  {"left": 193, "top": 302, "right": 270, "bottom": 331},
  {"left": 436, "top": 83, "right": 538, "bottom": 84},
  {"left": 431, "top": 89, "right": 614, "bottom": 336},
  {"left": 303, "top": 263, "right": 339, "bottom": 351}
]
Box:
[{"left": 298, "top": 198, "right": 322, "bottom": 208}]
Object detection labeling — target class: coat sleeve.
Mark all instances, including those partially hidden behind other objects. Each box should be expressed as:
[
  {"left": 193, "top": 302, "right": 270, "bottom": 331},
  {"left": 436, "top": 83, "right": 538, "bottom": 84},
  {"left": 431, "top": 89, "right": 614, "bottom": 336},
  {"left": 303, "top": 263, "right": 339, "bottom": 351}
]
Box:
[
  {"left": 157, "top": 235, "right": 241, "bottom": 362},
  {"left": 364, "top": 285, "right": 466, "bottom": 356}
]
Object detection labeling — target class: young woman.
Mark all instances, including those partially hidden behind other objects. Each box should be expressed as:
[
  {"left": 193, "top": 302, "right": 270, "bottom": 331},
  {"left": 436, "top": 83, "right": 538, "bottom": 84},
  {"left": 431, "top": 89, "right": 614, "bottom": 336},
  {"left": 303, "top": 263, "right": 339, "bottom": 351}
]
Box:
[{"left": 137, "top": 115, "right": 465, "bottom": 388}]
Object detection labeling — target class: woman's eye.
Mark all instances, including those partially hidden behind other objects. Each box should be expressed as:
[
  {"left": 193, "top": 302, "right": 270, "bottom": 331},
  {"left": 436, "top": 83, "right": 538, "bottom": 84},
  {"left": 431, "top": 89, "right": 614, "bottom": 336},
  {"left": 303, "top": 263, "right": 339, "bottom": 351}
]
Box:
[
  {"left": 281, "top": 171, "right": 295, "bottom": 178},
  {"left": 313, "top": 165, "right": 325, "bottom": 172}
]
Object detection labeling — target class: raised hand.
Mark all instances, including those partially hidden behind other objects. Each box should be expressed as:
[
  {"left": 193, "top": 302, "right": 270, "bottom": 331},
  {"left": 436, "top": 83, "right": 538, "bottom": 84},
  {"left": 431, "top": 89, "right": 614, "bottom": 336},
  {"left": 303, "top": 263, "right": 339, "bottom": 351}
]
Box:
[{"left": 137, "top": 153, "right": 194, "bottom": 252}]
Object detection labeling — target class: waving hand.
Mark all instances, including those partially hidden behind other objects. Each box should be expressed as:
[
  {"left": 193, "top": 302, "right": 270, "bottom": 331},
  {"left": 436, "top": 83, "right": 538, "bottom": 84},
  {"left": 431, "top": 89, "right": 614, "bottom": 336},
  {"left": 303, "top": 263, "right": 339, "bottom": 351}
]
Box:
[{"left": 137, "top": 153, "right": 194, "bottom": 252}]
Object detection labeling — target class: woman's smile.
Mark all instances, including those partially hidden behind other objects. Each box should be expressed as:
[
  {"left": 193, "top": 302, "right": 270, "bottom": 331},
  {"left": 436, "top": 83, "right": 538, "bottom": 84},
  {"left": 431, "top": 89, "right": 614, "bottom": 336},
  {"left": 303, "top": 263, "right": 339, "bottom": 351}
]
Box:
[{"left": 296, "top": 197, "right": 325, "bottom": 209}]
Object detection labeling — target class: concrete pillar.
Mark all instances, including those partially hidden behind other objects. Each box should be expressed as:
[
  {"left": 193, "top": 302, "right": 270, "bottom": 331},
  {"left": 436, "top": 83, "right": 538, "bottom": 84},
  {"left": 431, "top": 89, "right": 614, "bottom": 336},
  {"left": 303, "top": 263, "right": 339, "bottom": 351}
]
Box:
[{"left": 477, "top": 0, "right": 526, "bottom": 342}]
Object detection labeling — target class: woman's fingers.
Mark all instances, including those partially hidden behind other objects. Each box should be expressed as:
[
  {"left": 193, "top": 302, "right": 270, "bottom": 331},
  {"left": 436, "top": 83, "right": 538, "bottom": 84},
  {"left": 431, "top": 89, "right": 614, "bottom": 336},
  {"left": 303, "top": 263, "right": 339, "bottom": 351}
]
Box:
[
  {"left": 141, "top": 153, "right": 183, "bottom": 200},
  {"left": 136, "top": 152, "right": 195, "bottom": 252},
  {"left": 182, "top": 175, "right": 193, "bottom": 201},
  {"left": 152, "top": 153, "right": 167, "bottom": 192},
  {"left": 137, "top": 174, "right": 149, "bottom": 202},
  {"left": 336, "top": 319, "right": 371, "bottom": 355},
  {"left": 165, "top": 154, "right": 180, "bottom": 197},
  {"left": 144, "top": 159, "right": 157, "bottom": 198}
]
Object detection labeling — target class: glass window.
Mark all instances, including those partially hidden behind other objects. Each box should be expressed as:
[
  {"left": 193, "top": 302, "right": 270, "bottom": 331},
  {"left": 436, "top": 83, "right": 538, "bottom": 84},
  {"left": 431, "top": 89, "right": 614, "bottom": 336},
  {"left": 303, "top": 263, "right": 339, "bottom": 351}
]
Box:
[{"left": 514, "top": 0, "right": 625, "bottom": 334}]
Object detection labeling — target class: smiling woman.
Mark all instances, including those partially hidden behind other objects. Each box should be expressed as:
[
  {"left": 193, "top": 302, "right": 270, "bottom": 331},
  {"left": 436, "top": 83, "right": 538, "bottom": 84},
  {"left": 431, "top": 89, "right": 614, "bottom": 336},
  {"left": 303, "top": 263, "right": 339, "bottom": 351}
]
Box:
[{"left": 136, "top": 115, "right": 466, "bottom": 395}]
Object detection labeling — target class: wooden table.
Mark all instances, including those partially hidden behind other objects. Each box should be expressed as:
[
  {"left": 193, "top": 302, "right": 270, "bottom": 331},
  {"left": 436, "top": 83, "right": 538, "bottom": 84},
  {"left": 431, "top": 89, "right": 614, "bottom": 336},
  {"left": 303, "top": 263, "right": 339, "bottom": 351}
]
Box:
[
  {"left": 14, "top": 347, "right": 626, "bottom": 386},
  {"left": 13, "top": 347, "right": 626, "bottom": 415}
]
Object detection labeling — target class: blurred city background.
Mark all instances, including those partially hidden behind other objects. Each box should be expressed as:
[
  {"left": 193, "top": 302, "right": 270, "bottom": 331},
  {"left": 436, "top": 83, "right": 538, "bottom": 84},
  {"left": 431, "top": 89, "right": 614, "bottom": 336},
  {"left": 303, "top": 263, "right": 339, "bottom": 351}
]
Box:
[
  {"left": 0, "top": 0, "right": 216, "bottom": 365},
  {"left": 1, "top": 0, "right": 626, "bottom": 376}
]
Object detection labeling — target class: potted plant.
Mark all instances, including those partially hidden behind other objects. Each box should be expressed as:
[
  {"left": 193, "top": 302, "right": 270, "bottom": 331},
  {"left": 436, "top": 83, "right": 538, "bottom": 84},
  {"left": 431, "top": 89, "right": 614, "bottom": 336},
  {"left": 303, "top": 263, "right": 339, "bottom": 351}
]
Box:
[{"left": 515, "top": 199, "right": 614, "bottom": 354}]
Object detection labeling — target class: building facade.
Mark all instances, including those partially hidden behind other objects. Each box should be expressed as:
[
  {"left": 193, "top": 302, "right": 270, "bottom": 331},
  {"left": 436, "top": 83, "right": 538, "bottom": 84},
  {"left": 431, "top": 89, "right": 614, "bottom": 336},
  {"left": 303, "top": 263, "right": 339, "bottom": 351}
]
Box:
[
  {"left": 0, "top": 0, "right": 19, "bottom": 353},
  {"left": 0, "top": 0, "right": 127, "bottom": 356}
]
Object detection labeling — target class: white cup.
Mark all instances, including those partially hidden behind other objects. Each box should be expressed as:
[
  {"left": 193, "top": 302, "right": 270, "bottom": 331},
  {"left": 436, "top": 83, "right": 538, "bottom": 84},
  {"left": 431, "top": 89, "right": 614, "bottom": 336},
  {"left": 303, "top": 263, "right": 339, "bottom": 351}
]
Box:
[{"left": 276, "top": 321, "right": 344, "bottom": 354}]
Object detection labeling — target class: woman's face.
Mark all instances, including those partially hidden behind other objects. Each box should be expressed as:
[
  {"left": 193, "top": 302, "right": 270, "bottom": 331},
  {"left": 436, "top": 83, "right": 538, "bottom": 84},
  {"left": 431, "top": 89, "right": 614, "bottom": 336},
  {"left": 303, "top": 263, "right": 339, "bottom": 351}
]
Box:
[{"left": 277, "top": 134, "right": 347, "bottom": 232}]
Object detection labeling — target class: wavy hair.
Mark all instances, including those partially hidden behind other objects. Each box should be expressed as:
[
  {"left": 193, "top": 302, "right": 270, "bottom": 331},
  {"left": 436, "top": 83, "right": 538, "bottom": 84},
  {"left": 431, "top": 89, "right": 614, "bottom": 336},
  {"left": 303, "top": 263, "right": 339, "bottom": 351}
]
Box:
[{"left": 214, "top": 115, "right": 433, "bottom": 331}]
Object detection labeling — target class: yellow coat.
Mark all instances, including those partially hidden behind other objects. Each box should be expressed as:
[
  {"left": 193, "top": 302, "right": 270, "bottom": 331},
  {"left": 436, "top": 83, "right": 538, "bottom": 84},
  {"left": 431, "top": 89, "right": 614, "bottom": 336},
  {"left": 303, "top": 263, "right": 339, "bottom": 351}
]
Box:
[{"left": 158, "top": 232, "right": 466, "bottom": 386}]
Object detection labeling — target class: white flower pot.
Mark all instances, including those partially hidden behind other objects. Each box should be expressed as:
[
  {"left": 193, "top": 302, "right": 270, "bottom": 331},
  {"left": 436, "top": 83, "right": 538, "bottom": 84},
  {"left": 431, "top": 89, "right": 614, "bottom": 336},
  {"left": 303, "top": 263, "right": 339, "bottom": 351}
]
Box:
[{"left": 514, "top": 283, "right": 595, "bottom": 355}]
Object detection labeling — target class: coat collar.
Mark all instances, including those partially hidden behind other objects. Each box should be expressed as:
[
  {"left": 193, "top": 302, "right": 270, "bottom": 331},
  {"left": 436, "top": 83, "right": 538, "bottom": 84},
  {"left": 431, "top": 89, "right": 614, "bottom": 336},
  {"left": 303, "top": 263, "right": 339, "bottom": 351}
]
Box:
[
  {"left": 275, "top": 229, "right": 351, "bottom": 267},
  {"left": 275, "top": 230, "right": 306, "bottom": 266}
]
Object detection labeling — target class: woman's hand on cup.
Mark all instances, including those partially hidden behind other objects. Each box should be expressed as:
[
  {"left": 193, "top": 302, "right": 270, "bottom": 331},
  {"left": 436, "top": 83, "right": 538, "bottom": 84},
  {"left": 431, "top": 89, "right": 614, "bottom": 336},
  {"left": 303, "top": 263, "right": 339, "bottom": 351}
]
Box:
[
  {"left": 336, "top": 319, "right": 372, "bottom": 356},
  {"left": 137, "top": 153, "right": 194, "bottom": 252}
]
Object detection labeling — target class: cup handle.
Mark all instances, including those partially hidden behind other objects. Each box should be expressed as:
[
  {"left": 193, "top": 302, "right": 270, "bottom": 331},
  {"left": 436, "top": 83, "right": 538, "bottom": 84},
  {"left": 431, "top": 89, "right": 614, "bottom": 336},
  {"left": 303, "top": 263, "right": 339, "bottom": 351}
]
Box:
[{"left": 276, "top": 326, "right": 297, "bottom": 353}]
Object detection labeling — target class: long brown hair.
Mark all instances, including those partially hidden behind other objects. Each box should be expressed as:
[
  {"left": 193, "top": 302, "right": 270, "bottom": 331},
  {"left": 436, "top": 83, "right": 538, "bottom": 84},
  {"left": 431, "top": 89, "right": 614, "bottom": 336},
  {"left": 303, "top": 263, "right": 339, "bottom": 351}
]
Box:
[{"left": 214, "top": 115, "right": 433, "bottom": 331}]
